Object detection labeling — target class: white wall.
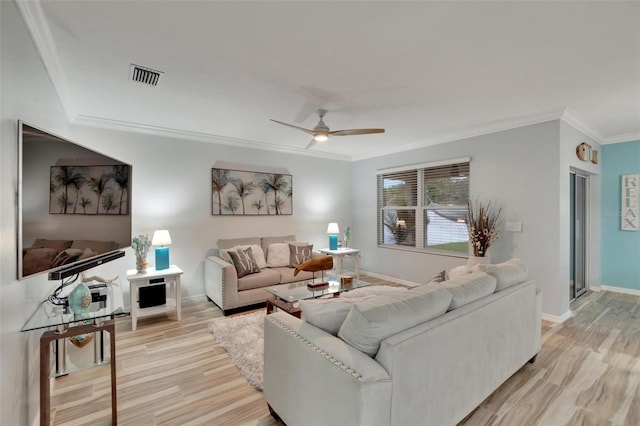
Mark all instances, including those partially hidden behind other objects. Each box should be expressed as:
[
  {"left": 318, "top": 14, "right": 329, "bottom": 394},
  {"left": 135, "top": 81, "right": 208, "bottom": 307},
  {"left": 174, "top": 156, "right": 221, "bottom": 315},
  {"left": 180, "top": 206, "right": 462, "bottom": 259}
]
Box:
[
  {"left": 1, "top": 3, "right": 351, "bottom": 424},
  {"left": 351, "top": 121, "right": 571, "bottom": 317}
]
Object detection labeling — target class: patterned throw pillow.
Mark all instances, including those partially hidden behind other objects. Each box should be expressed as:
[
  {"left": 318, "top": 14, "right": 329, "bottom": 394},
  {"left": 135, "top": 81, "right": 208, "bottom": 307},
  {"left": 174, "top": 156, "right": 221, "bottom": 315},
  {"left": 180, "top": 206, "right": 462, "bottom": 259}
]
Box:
[
  {"left": 228, "top": 247, "right": 261, "bottom": 278},
  {"left": 289, "top": 243, "right": 313, "bottom": 267}
]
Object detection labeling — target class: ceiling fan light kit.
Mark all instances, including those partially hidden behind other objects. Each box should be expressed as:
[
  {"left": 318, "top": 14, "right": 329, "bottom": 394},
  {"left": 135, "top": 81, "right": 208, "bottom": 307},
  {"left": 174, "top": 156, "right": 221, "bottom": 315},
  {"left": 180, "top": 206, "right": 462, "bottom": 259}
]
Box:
[{"left": 271, "top": 108, "right": 385, "bottom": 149}]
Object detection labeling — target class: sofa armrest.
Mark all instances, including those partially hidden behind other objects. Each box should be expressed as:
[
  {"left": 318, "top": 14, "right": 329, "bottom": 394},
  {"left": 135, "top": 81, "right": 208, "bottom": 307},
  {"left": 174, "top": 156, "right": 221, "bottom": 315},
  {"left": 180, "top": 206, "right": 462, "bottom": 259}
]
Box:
[
  {"left": 204, "top": 255, "right": 238, "bottom": 312},
  {"left": 264, "top": 312, "right": 392, "bottom": 425}
]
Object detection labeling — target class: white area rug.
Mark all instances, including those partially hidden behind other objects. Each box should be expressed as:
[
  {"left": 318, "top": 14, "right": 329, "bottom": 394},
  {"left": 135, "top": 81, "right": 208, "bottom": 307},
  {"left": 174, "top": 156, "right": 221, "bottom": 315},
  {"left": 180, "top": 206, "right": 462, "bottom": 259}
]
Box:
[{"left": 208, "top": 311, "right": 266, "bottom": 390}]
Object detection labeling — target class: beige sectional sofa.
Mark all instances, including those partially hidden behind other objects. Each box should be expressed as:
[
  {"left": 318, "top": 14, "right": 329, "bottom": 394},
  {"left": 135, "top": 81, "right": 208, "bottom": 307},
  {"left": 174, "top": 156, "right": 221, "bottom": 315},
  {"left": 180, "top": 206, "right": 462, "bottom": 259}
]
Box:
[
  {"left": 264, "top": 259, "right": 541, "bottom": 425},
  {"left": 204, "top": 235, "right": 324, "bottom": 314}
]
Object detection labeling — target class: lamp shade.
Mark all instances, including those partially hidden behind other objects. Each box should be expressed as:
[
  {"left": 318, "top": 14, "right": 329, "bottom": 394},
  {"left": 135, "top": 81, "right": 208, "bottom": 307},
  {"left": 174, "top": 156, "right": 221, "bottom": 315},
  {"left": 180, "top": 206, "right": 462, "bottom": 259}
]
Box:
[
  {"left": 152, "top": 229, "right": 172, "bottom": 246},
  {"left": 327, "top": 223, "right": 340, "bottom": 235}
]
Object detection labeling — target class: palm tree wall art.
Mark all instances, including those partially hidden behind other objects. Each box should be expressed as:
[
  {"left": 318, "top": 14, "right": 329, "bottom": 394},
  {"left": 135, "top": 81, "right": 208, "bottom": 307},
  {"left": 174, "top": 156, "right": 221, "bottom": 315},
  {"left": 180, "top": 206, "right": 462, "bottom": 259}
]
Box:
[
  {"left": 211, "top": 168, "right": 292, "bottom": 216},
  {"left": 49, "top": 165, "right": 130, "bottom": 215}
]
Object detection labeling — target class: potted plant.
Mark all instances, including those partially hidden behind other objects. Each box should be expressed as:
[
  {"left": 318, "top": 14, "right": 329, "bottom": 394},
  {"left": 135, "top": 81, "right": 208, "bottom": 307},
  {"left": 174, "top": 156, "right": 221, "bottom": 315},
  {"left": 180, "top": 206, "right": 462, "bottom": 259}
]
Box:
[{"left": 466, "top": 199, "right": 502, "bottom": 264}]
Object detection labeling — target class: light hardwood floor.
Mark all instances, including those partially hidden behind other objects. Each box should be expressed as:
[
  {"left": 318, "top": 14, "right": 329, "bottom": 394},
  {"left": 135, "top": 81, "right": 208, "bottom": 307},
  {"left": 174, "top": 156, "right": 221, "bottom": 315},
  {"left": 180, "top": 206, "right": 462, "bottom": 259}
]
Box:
[{"left": 49, "top": 282, "right": 640, "bottom": 425}]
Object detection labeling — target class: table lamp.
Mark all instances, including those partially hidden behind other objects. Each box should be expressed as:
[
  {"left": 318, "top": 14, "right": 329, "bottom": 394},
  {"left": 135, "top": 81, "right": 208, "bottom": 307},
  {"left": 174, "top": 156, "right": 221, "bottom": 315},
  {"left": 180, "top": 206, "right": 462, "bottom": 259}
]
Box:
[
  {"left": 152, "top": 229, "right": 172, "bottom": 270},
  {"left": 327, "top": 222, "right": 339, "bottom": 250}
]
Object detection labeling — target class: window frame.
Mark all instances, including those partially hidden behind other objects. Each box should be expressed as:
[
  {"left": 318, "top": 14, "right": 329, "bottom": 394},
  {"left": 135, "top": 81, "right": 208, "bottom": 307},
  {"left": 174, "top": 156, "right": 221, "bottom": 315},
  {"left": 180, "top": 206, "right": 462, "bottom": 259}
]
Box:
[{"left": 377, "top": 157, "right": 470, "bottom": 257}]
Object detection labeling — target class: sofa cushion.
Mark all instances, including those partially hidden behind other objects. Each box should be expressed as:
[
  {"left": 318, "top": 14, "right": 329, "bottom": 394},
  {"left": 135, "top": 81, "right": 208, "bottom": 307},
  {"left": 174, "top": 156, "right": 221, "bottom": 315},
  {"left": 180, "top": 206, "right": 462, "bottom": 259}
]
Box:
[
  {"left": 300, "top": 295, "right": 375, "bottom": 335},
  {"left": 275, "top": 267, "right": 314, "bottom": 283},
  {"left": 447, "top": 265, "right": 471, "bottom": 279},
  {"left": 237, "top": 268, "right": 281, "bottom": 291},
  {"left": 472, "top": 258, "right": 528, "bottom": 291},
  {"left": 337, "top": 285, "right": 453, "bottom": 357},
  {"left": 266, "top": 243, "right": 290, "bottom": 267},
  {"left": 218, "top": 237, "right": 261, "bottom": 250},
  {"left": 289, "top": 243, "right": 313, "bottom": 266},
  {"left": 228, "top": 247, "right": 261, "bottom": 278},
  {"left": 340, "top": 285, "right": 407, "bottom": 298},
  {"left": 432, "top": 272, "right": 497, "bottom": 310},
  {"left": 221, "top": 244, "right": 267, "bottom": 269},
  {"left": 261, "top": 235, "right": 296, "bottom": 256}
]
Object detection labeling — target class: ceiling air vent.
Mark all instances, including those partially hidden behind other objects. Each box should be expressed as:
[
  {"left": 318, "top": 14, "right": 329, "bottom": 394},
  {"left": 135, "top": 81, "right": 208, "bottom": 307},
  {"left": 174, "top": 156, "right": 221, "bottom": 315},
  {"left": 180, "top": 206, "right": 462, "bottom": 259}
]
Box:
[{"left": 129, "top": 64, "right": 163, "bottom": 87}]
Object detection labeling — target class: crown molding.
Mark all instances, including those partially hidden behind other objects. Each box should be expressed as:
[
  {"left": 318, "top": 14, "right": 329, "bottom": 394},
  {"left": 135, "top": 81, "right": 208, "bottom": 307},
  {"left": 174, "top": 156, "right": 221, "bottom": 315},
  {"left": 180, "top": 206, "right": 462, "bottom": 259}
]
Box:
[
  {"left": 602, "top": 132, "right": 640, "bottom": 145},
  {"left": 72, "top": 115, "right": 351, "bottom": 162},
  {"left": 351, "top": 108, "right": 569, "bottom": 161},
  {"left": 16, "top": 0, "right": 77, "bottom": 120},
  {"left": 558, "top": 107, "right": 604, "bottom": 144}
]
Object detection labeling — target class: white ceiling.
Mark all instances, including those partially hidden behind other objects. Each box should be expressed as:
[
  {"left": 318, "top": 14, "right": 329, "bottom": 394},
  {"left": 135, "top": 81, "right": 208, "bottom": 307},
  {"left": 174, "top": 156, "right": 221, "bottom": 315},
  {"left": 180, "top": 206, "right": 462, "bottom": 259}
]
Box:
[{"left": 18, "top": 1, "right": 640, "bottom": 161}]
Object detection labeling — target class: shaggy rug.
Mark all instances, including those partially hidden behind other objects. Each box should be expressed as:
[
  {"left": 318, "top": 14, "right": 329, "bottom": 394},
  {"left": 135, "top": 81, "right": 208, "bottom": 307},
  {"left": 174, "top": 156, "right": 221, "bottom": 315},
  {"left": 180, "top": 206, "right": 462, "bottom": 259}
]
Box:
[{"left": 208, "top": 311, "right": 266, "bottom": 390}]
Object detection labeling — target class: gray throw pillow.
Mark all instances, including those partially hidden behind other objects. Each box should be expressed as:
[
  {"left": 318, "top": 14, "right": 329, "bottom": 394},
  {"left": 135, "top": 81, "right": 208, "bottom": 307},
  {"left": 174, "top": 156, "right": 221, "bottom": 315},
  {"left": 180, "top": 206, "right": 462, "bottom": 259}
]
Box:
[
  {"left": 228, "top": 247, "right": 261, "bottom": 278},
  {"left": 289, "top": 243, "right": 313, "bottom": 266}
]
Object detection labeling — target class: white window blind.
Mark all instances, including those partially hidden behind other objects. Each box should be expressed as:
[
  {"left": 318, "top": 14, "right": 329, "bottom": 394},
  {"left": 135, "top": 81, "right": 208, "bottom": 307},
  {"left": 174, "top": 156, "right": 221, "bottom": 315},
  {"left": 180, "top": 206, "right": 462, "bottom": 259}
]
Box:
[{"left": 377, "top": 159, "right": 470, "bottom": 254}]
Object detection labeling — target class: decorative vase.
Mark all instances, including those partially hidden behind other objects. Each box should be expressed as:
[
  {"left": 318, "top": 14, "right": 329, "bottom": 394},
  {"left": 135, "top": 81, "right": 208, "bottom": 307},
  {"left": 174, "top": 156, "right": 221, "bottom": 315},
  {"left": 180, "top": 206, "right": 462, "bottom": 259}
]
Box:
[
  {"left": 467, "top": 254, "right": 491, "bottom": 269},
  {"left": 136, "top": 258, "right": 147, "bottom": 274},
  {"left": 68, "top": 282, "right": 92, "bottom": 314}
]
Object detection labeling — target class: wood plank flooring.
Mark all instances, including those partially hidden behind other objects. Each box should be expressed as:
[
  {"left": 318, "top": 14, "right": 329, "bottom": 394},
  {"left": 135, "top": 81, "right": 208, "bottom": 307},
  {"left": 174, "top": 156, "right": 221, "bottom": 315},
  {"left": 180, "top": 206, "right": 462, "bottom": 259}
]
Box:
[{"left": 48, "top": 281, "right": 640, "bottom": 425}]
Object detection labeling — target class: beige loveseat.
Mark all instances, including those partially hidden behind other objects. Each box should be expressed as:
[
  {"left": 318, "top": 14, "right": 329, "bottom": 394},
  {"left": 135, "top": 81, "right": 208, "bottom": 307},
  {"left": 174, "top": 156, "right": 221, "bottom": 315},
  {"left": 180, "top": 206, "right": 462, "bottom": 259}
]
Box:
[
  {"left": 204, "top": 235, "right": 324, "bottom": 314},
  {"left": 264, "top": 259, "right": 541, "bottom": 425}
]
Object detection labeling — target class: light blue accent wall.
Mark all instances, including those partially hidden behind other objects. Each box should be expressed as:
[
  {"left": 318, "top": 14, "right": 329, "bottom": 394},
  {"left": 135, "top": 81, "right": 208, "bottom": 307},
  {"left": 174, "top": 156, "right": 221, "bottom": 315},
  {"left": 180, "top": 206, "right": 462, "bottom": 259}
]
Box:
[{"left": 601, "top": 140, "right": 640, "bottom": 290}]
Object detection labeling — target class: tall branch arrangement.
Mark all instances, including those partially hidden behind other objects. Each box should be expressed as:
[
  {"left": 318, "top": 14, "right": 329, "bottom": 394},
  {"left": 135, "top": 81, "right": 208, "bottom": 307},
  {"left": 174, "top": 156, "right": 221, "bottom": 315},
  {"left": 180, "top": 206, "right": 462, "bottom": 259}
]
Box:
[{"left": 466, "top": 200, "right": 502, "bottom": 257}]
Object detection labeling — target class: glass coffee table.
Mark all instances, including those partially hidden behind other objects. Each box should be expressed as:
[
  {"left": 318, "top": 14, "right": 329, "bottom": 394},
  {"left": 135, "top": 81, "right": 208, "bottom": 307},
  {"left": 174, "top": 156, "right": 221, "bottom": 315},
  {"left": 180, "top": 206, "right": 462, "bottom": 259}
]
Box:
[{"left": 264, "top": 278, "right": 370, "bottom": 318}]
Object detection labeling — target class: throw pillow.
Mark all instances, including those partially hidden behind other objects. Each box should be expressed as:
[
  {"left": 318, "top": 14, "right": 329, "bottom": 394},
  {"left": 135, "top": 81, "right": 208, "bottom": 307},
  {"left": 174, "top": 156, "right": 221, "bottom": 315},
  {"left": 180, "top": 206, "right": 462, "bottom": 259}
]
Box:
[
  {"left": 427, "top": 270, "right": 446, "bottom": 284},
  {"left": 430, "top": 272, "right": 497, "bottom": 310},
  {"left": 447, "top": 265, "right": 471, "bottom": 279},
  {"left": 289, "top": 243, "right": 313, "bottom": 267},
  {"left": 266, "top": 243, "right": 290, "bottom": 267},
  {"left": 228, "top": 247, "right": 261, "bottom": 278},
  {"left": 300, "top": 295, "right": 375, "bottom": 335},
  {"left": 472, "top": 258, "right": 528, "bottom": 291},
  {"left": 337, "top": 285, "right": 453, "bottom": 357},
  {"left": 238, "top": 244, "right": 267, "bottom": 269},
  {"left": 340, "top": 285, "right": 407, "bottom": 298}
]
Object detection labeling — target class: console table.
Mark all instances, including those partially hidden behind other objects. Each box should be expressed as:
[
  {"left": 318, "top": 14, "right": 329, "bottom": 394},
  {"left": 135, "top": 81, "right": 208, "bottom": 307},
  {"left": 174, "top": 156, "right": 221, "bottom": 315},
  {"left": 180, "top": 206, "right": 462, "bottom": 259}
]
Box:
[
  {"left": 318, "top": 247, "right": 361, "bottom": 281},
  {"left": 22, "top": 283, "right": 127, "bottom": 426}
]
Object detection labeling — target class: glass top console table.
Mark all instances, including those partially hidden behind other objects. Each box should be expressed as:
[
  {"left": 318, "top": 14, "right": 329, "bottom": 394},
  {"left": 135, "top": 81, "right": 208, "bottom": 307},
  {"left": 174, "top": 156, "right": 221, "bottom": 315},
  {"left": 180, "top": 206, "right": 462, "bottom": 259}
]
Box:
[{"left": 22, "top": 282, "right": 128, "bottom": 426}]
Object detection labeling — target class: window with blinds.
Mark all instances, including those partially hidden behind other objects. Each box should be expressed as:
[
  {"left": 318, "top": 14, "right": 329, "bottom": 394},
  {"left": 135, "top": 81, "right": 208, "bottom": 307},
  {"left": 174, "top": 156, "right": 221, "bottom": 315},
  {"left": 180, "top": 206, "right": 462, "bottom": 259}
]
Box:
[{"left": 377, "top": 158, "right": 470, "bottom": 254}]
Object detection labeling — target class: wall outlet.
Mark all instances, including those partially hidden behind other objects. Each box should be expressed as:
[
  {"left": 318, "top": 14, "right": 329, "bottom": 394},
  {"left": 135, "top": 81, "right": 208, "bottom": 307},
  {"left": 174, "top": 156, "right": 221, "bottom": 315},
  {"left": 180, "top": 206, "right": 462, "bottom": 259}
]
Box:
[{"left": 506, "top": 222, "right": 523, "bottom": 232}]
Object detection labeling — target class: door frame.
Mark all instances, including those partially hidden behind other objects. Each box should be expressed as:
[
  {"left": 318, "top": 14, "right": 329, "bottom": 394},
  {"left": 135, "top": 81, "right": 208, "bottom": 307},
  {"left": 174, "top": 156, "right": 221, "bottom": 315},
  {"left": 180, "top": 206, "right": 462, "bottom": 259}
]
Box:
[{"left": 570, "top": 169, "right": 590, "bottom": 301}]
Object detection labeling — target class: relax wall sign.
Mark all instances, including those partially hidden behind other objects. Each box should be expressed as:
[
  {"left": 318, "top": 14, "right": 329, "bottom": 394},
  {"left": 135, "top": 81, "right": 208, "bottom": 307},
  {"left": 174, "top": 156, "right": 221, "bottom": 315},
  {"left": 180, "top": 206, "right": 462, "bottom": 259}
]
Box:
[{"left": 622, "top": 174, "right": 639, "bottom": 231}]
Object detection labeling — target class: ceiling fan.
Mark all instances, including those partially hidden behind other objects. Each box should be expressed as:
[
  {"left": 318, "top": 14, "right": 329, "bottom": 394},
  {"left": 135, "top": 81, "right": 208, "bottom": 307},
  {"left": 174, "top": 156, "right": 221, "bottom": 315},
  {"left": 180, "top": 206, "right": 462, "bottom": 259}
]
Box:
[{"left": 271, "top": 109, "right": 385, "bottom": 149}]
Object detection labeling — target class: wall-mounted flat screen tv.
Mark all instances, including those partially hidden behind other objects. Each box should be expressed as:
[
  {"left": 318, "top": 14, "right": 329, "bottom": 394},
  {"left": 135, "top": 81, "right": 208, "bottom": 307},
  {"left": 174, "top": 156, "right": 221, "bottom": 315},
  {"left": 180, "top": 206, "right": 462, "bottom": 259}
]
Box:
[{"left": 18, "top": 121, "right": 132, "bottom": 280}]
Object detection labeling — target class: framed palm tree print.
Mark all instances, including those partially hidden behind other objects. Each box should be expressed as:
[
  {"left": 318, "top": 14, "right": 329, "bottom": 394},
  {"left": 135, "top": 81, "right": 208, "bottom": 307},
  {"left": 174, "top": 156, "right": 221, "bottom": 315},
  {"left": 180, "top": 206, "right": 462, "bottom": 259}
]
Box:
[
  {"left": 211, "top": 168, "right": 292, "bottom": 215},
  {"left": 49, "top": 165, "right": 130, "bottom": 215}
]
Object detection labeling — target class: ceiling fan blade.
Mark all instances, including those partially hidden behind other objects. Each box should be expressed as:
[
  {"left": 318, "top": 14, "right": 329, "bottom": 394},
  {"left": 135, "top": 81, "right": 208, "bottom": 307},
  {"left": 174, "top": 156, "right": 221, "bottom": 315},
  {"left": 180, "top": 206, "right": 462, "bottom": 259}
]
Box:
[
  {"left": 270, "top": 119, "right": 315, "bottom": 136},
  {"left": 329, "top": 128, "right": 385, "bottom": 136},
  {"left": 305, "top": 138, "right": 318, "bottom": 149}
]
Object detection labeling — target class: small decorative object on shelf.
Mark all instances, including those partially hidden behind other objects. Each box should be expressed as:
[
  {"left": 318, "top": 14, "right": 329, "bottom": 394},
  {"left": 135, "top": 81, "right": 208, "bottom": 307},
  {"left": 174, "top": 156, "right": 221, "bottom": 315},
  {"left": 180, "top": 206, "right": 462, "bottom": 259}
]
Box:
[
  {"left": 340, "top": 275, "right": 353, "bottom": 289},
  {"left": 68, "top": 282, "right": 91, "bottom": 314},
  {"left": 343, "top": 226, "right": 351, "bottom": 248},
  {"left": 307, "top": 281, "right": 329, "bottom": 292},
  {"left": 132, "top": 234, "right": 152, "bottom": 273},
  {"left": 466, "top": 199, "right": 502, "bottom": 260}
]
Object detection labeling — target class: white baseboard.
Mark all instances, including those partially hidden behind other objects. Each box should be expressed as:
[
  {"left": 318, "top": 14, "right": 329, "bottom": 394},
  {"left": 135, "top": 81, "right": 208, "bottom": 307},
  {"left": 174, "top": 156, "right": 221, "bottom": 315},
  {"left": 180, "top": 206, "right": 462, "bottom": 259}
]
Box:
[
  {"left": 360, "top": 270, "right": 420, "bottom": 287},
  {"left": 597, "top": 285, "right": 640, "bottom": 296},
  {"left": 541, "top": 310, "right": 573, "bottom": 323}
]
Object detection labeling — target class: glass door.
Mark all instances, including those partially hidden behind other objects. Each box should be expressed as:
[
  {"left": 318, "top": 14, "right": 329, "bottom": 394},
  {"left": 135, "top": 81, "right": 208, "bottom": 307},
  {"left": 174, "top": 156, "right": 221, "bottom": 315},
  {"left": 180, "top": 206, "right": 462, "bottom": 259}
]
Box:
[{"left": 570, "top": 172, "right": 588, "bottom": 300}]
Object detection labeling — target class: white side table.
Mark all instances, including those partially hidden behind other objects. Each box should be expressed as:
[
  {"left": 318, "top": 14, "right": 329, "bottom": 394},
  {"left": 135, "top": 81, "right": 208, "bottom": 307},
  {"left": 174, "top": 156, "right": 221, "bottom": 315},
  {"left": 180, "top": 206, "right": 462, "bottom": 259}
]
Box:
[
  {"left": 126, "top": 265, "right": 183, "bottom": 331},
  {"left": 318, "top": 248, "right": 361, "bottom": 281}
]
